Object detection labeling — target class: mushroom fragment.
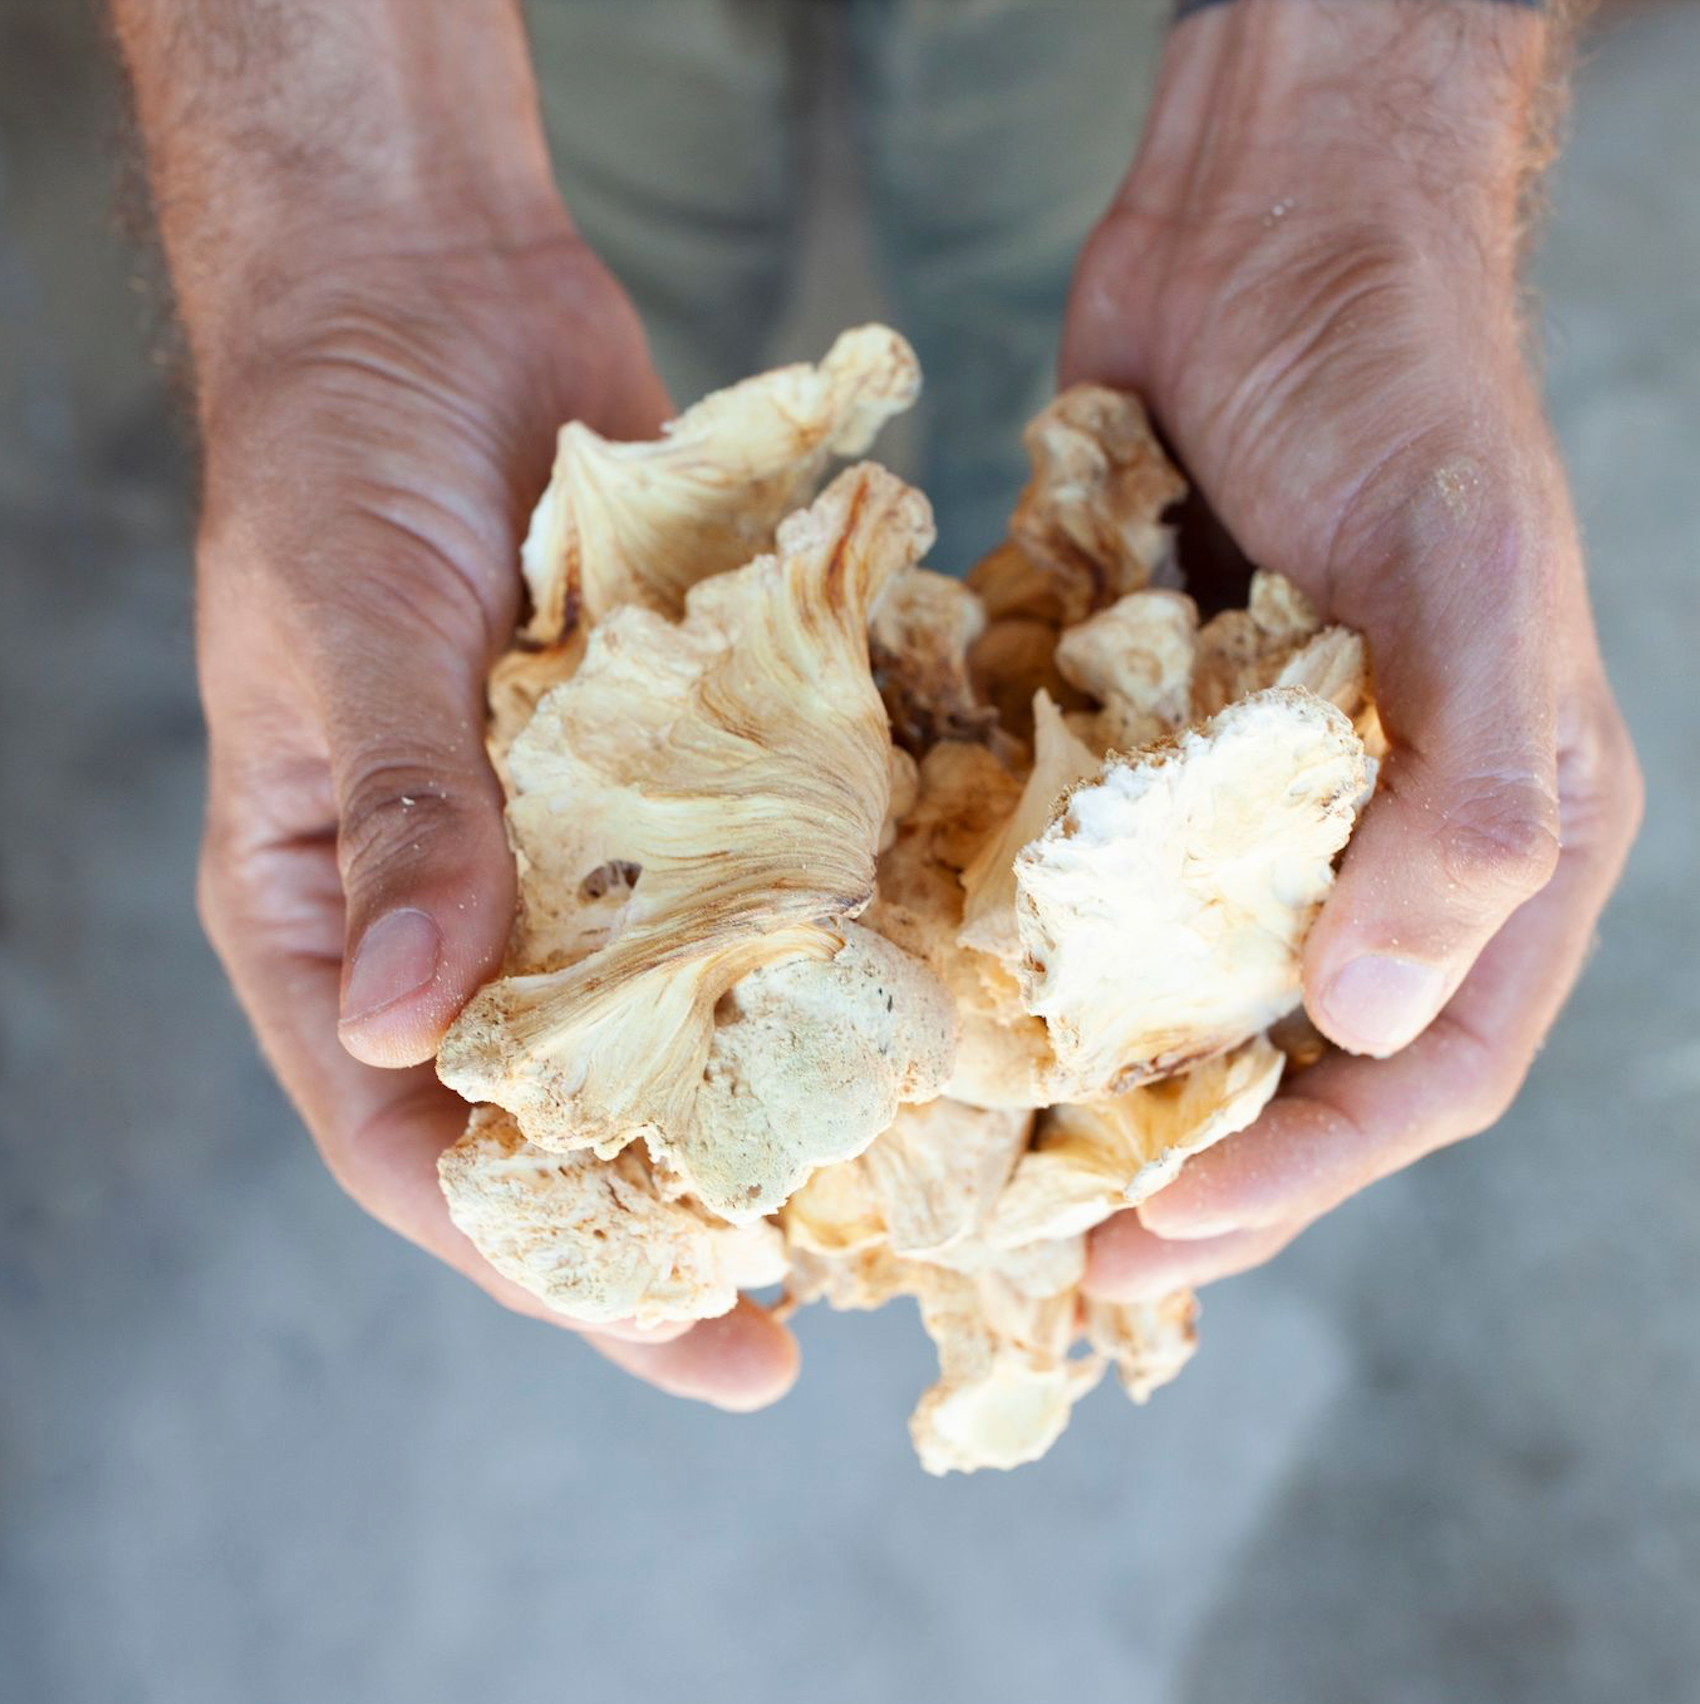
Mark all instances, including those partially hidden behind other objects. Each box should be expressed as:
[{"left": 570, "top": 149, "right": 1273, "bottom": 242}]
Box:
[
  {"left": 436, "top": 338, "right": 1382, "bottom": 1473},
  {"left": 956, "top": 692, "right": 1100, "bottom": 966},
  {"left": 1054, "top": 588, "right": 1198, "bottom": 751},
  {"left": 1084, "top": 1292, "right": 1201, "bottom": 1404},
  {"left": 439, "top": 464, "right": 954, "bottom": 1221},
  {"left": 908, "top": 1271, "right": 1105, "bottom": 1476},
  {"left": 439, "top": 1106, "right": 787, "bottom": 1328},
  {"left": 1016, "top": 689, "right": 1369, "bottom": 1094},
  {"left": 986, "top": 1035, "right": 1285, "bottom": 1248},
  {"left": 520, "top": 324, "right": 920, "bottom": 638},
  {"left": 967, "top": 385, "right": 1186, "bottom": 743},
  {"left": 1000, "top": 385, "right": 1187, "bottom": 625},
  {"left": 868, "top": 568, "right": 999, "bottom": 754},
  {"left": 861, "top": 741, "right": 1061, "bottom": 1109},
  {"left": 784, "top": 1098, "right": 1032, "bottom": 1261}
]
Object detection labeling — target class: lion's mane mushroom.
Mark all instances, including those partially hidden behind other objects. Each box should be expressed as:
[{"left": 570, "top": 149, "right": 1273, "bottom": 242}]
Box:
[
  {"left": 968, "top": 385, "right": 1187, "bottom": 740},
  {"left": 1015, "top": 689, "right": 1370, "bottom": 1095},
  {"left": 436, "top": 338, "right": 1383, "bottom": 1471},
  {"left": 438, "top": 463, "right": 956, "bottom": 1224},
  {"left": 867, "top": 568, "right": 999, "bottom": 755},
  {"left": 519, "top": 324, "right": 920, "bottom": 640},
  {"left": 986, "top": 1035, "right": 1285, "bottom": 1248},
  {"left": 860, "top": 740, "right": 1065, "bottom": 1109},
  {"left": 783, "top": 1098, "right": 1034, "bottom": 1264},
  {"left": 440, "top": 1106, "right": 787, "bottom": 1327}
]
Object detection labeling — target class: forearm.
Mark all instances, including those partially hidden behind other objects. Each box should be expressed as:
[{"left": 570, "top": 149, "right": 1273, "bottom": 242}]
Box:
[
  {"left": 1129, "top": 0, "right": 1587, "bottom": 252},
  {"left": 111, "top": 0, "right": 565, "bottom": 383}
]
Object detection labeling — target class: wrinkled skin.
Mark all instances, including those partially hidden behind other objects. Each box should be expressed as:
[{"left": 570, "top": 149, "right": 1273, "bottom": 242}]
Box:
[
  {"left": 192, "top": 222, "right": 797, "bottom": 1407},
  {"left": 1064, "top": 4, "right": 1642, "bottom": 1303}
]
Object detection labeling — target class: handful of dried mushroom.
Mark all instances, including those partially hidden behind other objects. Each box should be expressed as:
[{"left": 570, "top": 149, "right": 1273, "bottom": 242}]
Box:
[{"left": 435, "top": 327, "right": 1381, "bottom": 1474}]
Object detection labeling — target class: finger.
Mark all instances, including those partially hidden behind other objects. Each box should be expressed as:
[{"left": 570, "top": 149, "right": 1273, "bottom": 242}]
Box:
[
  {"left": 1084, "top": 1212, "right": 1304, "bottom": 1303},
  {"left": 199, "top": 823, "right": 799, "bottom": 1396},
  {"left": 305, "top": 581, "right": 518, "bottom": 1070},
  {"left": 1303, "top": 450, "right": 1570, "bottom": 1058},
  {"left": 1135, "top": 698, "right": 1641, "bottom": 1239},
  {"left": 590, "top": 1299, "right": 801, "bottom": 1413}
]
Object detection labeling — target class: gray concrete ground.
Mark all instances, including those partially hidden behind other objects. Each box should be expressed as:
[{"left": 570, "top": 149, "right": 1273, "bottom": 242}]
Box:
[{"left": 2, "top": 4, "right": 1697, "bottom": 1702}]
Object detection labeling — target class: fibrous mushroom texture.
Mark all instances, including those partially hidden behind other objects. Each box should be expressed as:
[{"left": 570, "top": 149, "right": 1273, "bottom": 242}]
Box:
[
  {"left": 436, "top": 339, "right": 1380, "bottom": 1474},
  {"left": 908, "top": 1272, "right": 1105, "bottom": 1476},
  {"left": 867, "top": 568, "right": 999, "bottom": 754},
  {"left": 438, "top": 464, "right": 955, "bottom": 1223},
  {"left": 957, "top": 691, "right": 1101, "bottom": 967},
  {"left": 1015, "top": 689, "right": 1369, "bottom": 1094},
  {"left": 520, "top": 324, "right": 920, "bottom": 639},
  {"left": 967, "top": 385, "right": 1186, "bottom": 741},
  {"left": 440, "top": 1106, "right": 787, "bottom": 1327},
  {"left": 1054, "top": 588, "right": 1198, "bottom": 751},
  {"left": 986, "top": 1035, "right": 1285, "bottom": 1248},
  {"left": 860, "top": 741, "right": 1062, "bottom": 1109},
  {"left": 783, "top": 1098, "right": 1033, "bottom": 1262}
]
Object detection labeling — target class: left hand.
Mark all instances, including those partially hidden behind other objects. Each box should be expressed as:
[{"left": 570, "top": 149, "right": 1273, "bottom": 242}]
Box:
[{"left": 1061, "top": 0, "right": 1642, "bottom": 1302}]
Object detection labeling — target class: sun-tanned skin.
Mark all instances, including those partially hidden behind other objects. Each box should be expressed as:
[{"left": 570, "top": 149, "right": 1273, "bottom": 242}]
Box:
[{"left": 110, "top": 0, "right": 1638, "bottom": 1406}]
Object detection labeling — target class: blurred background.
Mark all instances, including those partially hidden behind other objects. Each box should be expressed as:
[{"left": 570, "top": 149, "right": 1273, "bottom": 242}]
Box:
[{"left": 2, "top": 2, "right": 1696, "bottom": 1701}]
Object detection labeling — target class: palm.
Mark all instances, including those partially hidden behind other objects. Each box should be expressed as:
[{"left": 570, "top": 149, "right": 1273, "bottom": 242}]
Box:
[{"left": 1062, "top": 198, "right": 1639, "bottom": 1302}]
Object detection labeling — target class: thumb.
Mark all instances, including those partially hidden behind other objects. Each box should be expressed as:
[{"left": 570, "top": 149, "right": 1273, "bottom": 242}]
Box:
[
  {"left": 328, "top": 604, "right": 516, "bottom": 1069},
  {"left": 1303, "top": 442, "right": 1565, "bottom": 1057}
]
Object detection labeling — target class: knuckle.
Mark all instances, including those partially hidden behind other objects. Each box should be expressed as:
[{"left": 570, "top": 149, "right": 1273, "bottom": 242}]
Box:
[
  {"left": 337, "top": 760, "right": 475, "bottom": 891},
  {"left": 1434, "top": 1016, "right": 1525, "bottom": 1138},
  {"left": 194, "top": 808, "right": 252, "bottom": 957},
  {"left": 1561, "top": 695, "right": 1645, "bottom": 852},
  {"left": 1440, "top": 773, "right": 1562, "bottom": 900}
]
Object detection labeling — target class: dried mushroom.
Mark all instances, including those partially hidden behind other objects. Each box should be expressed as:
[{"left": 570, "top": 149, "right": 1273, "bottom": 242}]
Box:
[
  {"left": 967, "top": 385, "right": 1185, "bottom": 743},
  {"left": 908, "top": 1272, "right": 1105, "bottom": 1476},
  {"left": 1084, "top": 1292, "right": 1201, "bottom": 1404},
  {"left": 435, "top": 334, "right": 1381, "bottom": 1473},
  {"left": 868, "top": 568, "right": 999, "bottom": 754},
  {"left": 1016, "top": 690, "right": 1370, "bottom": 1094},
  {"left": 860, "top": 741, "right": 1061, "bottom": 1109},
  {"left": 439, "top": 463, "right": 954, "bottom": 1224},
  {"left": 520, "top": 324, "right": 919, "bottom": 639},
  {"left": 439, "top": 1106, "right": 787, "bottom": 1327},
  {"left": 986, "top": 1035, "right": 1285, "bottom": 1248},
  {"left": 784, "top": 1098, "right": 1032, "bottom": 1262}
]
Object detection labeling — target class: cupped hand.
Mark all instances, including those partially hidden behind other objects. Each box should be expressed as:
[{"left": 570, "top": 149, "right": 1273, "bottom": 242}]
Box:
[
  {"left": 191, "top": 220, "right": 797, "bottom": 1406},
  {"left": 1062, "top": 3, "right": 1642, "bottom": 1303}
]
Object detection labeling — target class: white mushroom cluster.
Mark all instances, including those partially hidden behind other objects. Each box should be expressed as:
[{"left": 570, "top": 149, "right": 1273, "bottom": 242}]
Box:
[{"left": 435, "top": 328, "right": 1381, "bottom": 1472}]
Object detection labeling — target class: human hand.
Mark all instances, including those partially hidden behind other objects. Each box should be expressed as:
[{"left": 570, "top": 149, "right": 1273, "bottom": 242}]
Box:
[
  {"left": 188, "top": 222, "right": 799, "bottom": 1406},
  {"left": 1060, "top": 0, "right": 1641, "bottom": 1300}
]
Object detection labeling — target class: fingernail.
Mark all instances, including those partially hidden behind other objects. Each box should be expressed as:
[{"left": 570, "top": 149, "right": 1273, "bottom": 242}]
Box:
[
  {"left": 341, "top": 908, "right": 442, "bottom": 1025},
  {"left": 1320, "top": 955, "right": 1446, "bottom": 1057}
]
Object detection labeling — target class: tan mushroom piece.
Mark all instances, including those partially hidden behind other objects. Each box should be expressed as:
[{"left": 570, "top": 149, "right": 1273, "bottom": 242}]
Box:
[
  {"left": 860, "top": 740, "right": 1063, "bottom": 1109},
  {"left": 1001, "top": 385, "right": 1187, "bottom": 625},
  {"left": 484, "top": 632, "right": 587, "bottom": 778},
  {"left": 439, "top": 1106, "right": 788, "bottom": 1328},
  {"left": 1083, "top": 1292, "right": 1202, "bottom": 1404},
  {"left": 956, "top": 691, "right": 1101, "bottom": 967},
  {"left": 436, "top": 341, "right": 1383, "bottom": 1472},
  {"left": 1015, "top": 689, "right": 1369, "bottom": 1095},
  {"left": 783, "top": 1098, "right": 1033, "bottom": 1262},
  {"left": 967, "top": 385, "right": 1187, "bottom": 743},
  {"left": 867, "top": 568, "right": 999, "bottom": 755},
  {"left": 908, "top": 1272, "right": 1106, "bottom": 1476},
  {"left": 1054, "top": 588, "right": 1198, "bottom": 751},
  {"left": 439, "top": 464, "right": 955, "bottom": 1222},
  {"left": 520, "top": 324, "right": 920, "bottom": 639},
  {"left": 985, "top": 1035, "right": 1285, "bottom": 1248}
]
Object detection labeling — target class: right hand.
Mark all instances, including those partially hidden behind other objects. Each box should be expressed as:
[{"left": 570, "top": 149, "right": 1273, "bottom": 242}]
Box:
[{"left": 191, "top": 216, "right": 799, "bottom": 1408}]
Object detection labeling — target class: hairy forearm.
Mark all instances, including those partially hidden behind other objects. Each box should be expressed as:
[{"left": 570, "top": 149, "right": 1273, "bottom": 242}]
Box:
[
  {"left": 111, "top": 0, "right": 564, "bottom": 374},
  {"left": 1133, "top": 0, "right": 1590, "bottom": 252}
]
